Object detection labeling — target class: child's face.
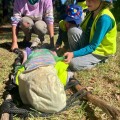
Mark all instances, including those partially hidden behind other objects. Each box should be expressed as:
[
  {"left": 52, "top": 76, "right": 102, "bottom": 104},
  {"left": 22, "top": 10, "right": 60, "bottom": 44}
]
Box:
[
  {"left": 65, "top": 22, "right": 76, "bottom": 31},
  {"left": 65, "top": 22, "right": 70, "bottom": 31},
  {"left": 86, "top": 0, "right": 101, "bottom": 11}
]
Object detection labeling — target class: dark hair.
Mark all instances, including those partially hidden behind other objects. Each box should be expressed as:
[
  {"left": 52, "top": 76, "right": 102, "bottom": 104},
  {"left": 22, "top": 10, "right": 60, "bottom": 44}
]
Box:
[
  {"left": 76, "top": 0, "right": 85, "bottom": 2},
  {"left": 67, "top": 21, "right": 80, "bottom": 27},
  {"left": 67, "top": 21, "right": 76, "bottom": 24}
]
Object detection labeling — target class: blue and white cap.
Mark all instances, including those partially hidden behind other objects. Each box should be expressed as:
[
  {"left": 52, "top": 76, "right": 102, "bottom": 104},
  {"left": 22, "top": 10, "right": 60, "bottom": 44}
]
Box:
[{"left": 64, "top": 4, "right": 83, "bottom": 25}]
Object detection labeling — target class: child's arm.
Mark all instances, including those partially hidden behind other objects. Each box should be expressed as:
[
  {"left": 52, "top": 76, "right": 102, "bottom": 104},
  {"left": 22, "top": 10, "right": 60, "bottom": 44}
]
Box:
[
  {"left": 73, "top": 15, "right": 113, "bottom": 57},
  {"left": 55, "top": 28, "right": 64, "bottom": 49}
]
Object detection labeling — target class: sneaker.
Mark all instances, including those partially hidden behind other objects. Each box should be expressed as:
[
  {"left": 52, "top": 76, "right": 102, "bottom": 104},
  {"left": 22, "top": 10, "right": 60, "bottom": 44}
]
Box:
[{"left": 31, "top": 38, "right": 40, "bottom": 48}]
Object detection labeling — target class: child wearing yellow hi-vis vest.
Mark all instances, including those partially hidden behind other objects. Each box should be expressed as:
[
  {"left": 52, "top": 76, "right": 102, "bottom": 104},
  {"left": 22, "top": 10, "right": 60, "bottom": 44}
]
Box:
[{"left": 63, "top": 0, "right": 117, "bottom": 71}]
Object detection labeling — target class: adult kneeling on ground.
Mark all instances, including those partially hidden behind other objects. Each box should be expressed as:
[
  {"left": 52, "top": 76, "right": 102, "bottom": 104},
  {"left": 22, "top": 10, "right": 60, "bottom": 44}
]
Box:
[{"left": 11, "top": 0, "right": 54, "bottom": 51}]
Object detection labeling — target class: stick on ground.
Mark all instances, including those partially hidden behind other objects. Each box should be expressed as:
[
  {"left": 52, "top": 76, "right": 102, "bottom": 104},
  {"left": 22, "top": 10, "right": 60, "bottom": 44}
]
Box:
[
  {"left": 70, "top": 79, "right": 120, "bottom": 120},
  {"left": 1, "top": 94, "right": 12, "bottom": 120}
]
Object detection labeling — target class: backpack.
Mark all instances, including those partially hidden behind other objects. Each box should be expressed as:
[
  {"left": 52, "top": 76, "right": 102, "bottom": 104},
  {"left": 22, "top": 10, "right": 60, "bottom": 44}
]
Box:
[
  {"left": 17, "top": 48, "right": 67, "bottom": 113},
  {"left": 19, "top": 65, "right": 66, "bottom": 113}
]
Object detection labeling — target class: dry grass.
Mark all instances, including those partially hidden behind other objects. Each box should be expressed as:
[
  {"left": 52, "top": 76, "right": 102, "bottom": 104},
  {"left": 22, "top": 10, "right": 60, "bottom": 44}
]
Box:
[{"left": 0, "top": 25, "right": 120, "bottom": 120}]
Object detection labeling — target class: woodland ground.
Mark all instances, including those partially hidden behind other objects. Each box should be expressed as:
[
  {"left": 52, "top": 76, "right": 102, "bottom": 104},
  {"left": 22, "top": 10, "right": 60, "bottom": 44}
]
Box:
[{"left": 0, "top": 24, "right": 120, "bottom": 120}]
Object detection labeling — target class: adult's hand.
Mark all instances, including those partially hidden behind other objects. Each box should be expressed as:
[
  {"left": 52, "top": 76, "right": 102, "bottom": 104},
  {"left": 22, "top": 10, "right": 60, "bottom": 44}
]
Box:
[{"left": 64, "top": 52, "right": 74, "bottom": 63}]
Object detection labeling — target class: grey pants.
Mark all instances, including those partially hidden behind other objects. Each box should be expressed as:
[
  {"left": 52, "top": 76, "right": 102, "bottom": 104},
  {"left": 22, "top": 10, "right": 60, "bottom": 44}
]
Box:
[
  {"left": 20, "top": 16, "right": 47, "bottom": 42},
  {"left": 67, "top": 27, "right": 108, "bottom": 71}
]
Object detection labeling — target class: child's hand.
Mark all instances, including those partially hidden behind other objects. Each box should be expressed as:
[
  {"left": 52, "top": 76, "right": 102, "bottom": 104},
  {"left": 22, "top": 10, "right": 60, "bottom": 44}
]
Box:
[
  {"left": 64, "top": 52, "right": 74, "bottom": 63},
  {"left": 55, "top": 44, "right": 61, "bottom": 50},
  {"left": 50, "top": 50, "right": 57, "bottom": 56}
]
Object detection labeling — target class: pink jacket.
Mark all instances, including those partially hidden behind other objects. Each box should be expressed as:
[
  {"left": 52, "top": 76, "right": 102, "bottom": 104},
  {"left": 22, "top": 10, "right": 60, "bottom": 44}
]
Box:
[{"left": 11, "top": 0, "right": 54, "bottom": 26}]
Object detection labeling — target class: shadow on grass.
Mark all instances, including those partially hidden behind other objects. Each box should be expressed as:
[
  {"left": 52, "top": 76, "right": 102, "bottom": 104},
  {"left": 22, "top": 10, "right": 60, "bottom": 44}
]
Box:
[
  {"left": 0, "top": 25, "right": 13, "bottom": 31},
  {"left": 85, "top": 105, "right": 99, "bottom": 120},
  {"left": 0, "top": 41, "right": 32, "bottom": 51},
  {"left": 0, "top": 31, "right": 24, "bottom": 40}
]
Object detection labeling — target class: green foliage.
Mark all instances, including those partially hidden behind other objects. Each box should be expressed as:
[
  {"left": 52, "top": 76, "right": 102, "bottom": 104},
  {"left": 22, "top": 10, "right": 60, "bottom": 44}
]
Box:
[
  {"left": 112, "top": 1, "right": 120, "bottom": 23},
  {"left": 0, "top": 0, "right": 13, "bottom": 24},
  {"left": 111, "top": 0, "right": 120, "bottom": 30}
]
